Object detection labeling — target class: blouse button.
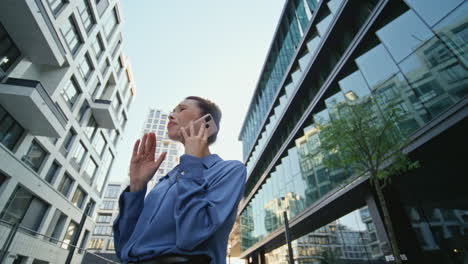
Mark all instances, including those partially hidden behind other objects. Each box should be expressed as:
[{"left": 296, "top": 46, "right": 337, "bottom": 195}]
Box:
[{"left": 181, "top": 171, "right": 185, "bottom": 175}]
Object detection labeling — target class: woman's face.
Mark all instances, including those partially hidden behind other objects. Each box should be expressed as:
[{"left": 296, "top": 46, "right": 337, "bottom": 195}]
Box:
[{"left": 167, "top": 99, "right": 203, "bottom": 142}]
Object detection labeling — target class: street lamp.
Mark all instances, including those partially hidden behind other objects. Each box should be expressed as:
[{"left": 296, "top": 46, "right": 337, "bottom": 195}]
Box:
[{"left": 281, "top": 196, "right": 295, "bottom": 264}]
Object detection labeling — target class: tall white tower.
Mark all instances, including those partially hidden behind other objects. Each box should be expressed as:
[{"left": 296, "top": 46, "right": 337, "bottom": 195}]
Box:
[{"left": 141, "top": 108, "right": 184, "bottom": 192}]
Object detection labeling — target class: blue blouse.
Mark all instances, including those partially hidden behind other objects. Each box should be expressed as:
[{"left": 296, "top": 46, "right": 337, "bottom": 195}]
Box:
[{"left": 113, "top": 154, "right": 246, "bottom": 264}]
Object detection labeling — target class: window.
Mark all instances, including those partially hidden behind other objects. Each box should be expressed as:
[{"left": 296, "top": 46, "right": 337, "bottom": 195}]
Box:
[
  {"left": 84, "top": 157, "right": 98, "bottom": 180},
  {"left": 96, "top": 213, "right": 112, "bottom": 223},
  {"left": 111, "top": 94, "right": 122, "bottom": 111},
  {"left": 23, "top": 141, "right": 48, "bottom": 172},
  {"left": 107, "top": 239, "right": 115, "bottom": 250},
  {"left": 0, "top": 23, "right": 21, "bottom": 74},
  {"left": 88, "top": 238, "right": 104, "bottom": 249},
  {"left": 100, "top": 58, "right": 110, "bottom": 75},
  {"left": 72, "top": 186, "right": 86, "bottom": 209},
  {"left": 45, "top": 161, "right": 61, "bottom": 184},
  {"left": 87, "top": 199, "right": 95, "bottom": 216},
  {"left": 61, "top": 128, "right": 76, "bottom": 155},
  {"left": 61, "top": 221, "right": 78, "bottom": 249},
  {"left": 78, "top": 53, "right": 94, "bottom": 82},
  {"left": 94, "top": 149, "right": 113, "bottom": 192},
  {"left": 32, "top": 259, "right": 49, "bottom": 264},
  {"left": 77, "top": 0, "right": 95, "bottom": 32},
  {"left": 91, "top": 34, "right": 104, "bottom": 59},
  {"left": 103, "top": 8, "right": 118, "bottom": 39},
  {"left": 91, "top": 81, "right": 101, "bottom": 97},
  {"left": 101, "top": 200, "right": 115, "bottom": 210},
  {"left": 0, "top": 172, "right": 7, "bottom": 190},
  {"left": 94, "top": 132, "right": 106, "bottom": 156},
  {"left": 62, "top": 16, "right": 82, "bottom": 55},
  {"left": 104, "top": 184, "right": 120, "bottom": 198},
  {"left": 93, "top": 225, "right": 112, "bottom": 235},
  {"left": 71, "top": 141, "right": 87, "bottom": 169},
  {"left": 78, "top": 230, "right": 90, "bottom": 254},
  {"left": 47, "top": 0, "right": 67, "bottom": 15},
  {"left": 0, "top": 105, "right": 24, "bottom": 150},
  {"left": 47, "top": 210, "right": 67, "bottom": 244},
  {"left": 161, "top": 114, "right": 167, "bottom": 120},
  {"left": 84, "top": 116, "right": 98, "bottom": 139},
  {"left": 0, "top": 186, "right": 49, "bottom": 233},
  {"left": 58, "top": 173, "right": 74, "bottom": 197},
  {"left": 114, "top": 55, "right": 124, "bottom": 74},
  {"left": 77, "top": 100, "right": 90, "bottom": 123},
  {"left": 60, "top": 78, "right": 81, "bottom": 108}
]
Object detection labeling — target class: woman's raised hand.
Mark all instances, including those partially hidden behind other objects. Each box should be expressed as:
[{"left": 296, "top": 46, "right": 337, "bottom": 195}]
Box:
[{"left": 129, "top": 133, "right": 166, "bottom": 192}]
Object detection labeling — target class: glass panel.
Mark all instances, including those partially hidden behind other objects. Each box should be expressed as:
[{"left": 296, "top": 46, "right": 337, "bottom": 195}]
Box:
[
  {"left": 356, "top": 44, "right": 400, "bottom": 89},
  {"left": 405, "top": 0, "right": 463, "bottom": 27},
  {"left": 376, "top": 10, "right": 434, "bottom": 62},
  {"left": 61, "top": 221, "right": 78, "bottom": 249},
  {"left": 264, "top": 206, "right": 386, "bottom": 263},
  {"left": 24, "top": 142, "right": 47, "bottom": 171}
]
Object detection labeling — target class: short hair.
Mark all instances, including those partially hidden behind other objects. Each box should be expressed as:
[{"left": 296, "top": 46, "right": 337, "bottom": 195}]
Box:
[{"left": 185, "top": 96, "right": 222, "bottom": 144}]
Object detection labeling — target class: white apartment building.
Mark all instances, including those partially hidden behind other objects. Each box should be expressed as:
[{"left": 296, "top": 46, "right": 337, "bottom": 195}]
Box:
[
  {"left": 84, "top": 181, "right": 124, "bottom": 263},
  {"left": 142, "top": 109, "right": 184, "bottom": 191},
  {"left": 0, "top": 0, "right": 134, "bottom": 263}
]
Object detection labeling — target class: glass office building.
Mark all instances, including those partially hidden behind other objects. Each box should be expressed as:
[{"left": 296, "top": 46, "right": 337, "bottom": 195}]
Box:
[{"left": 239, "top": 0, "right": 467, "bottom": 263}]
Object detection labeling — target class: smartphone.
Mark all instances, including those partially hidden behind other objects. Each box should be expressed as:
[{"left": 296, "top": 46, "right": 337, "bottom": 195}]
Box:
[{"left": 191, "top": 113, "right": 218, "bottom": 137}]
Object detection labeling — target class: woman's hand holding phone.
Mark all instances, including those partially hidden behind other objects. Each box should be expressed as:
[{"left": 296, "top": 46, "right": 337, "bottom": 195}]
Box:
[
  {"left": 129, "top": 133, "right": 166, "bottom": 192},
  {"left": 180, "top": 120, "right": 209, "bottom": 158}
]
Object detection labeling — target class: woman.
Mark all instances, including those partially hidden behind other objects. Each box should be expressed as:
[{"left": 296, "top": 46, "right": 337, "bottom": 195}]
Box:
[{"left": 113, "top": 96, "right": 246, "bottom": 264}]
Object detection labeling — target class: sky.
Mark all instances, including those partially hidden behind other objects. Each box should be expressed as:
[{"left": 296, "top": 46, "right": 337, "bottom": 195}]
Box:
[{"left": 110, "top": 0, "right": 287, "bottom": 182}]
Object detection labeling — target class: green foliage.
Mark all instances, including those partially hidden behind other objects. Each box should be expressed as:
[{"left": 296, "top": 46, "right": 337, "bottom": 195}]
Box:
[{"left": 318, "top": 98, "right": 418, "bottom": 183}]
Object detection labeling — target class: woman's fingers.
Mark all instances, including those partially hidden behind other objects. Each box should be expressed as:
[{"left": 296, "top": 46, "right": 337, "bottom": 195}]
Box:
[
  {"left": 203, "top": 123, "right": 209, "bottom": 141},
  {"left": 133, "top": 139, "right": 140, "bottom": 156},
  {"left": 140, "top": 133, "right": 147, "bottom": 154},
  {"left": 189, "top": 121, "right": 195, "bottom": 137},
  {"left": 198, "top": 121, "right": 205, "bottom": 137}
]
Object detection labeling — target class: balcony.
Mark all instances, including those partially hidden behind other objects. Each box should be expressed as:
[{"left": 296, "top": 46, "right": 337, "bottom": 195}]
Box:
[
  {"left": 91, "top": 99, "right": 118, "bottom": 129},
  {"left": 0, "top": 0, "right": 66, "bottom": 66},
  {"left": 0, "top": 78, "right": 67, "bottom": 137}
]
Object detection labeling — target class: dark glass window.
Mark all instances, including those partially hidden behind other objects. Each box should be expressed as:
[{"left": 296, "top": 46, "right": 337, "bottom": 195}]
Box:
[
  {"left": 47, "top": 0, "right": 68, "bottom": 15},
  {"left": 47, "top": 209, "right": 67, "bottom": 244},
  {"left": 91, "top": 34, "right": 104, "bottom": 59},
  {"left": 60, "top": 77, "right": 81, "bottom": 108},
  {"left": 87, "top": 199, "right": 95, "bottom": 216},
  {"left": 77, "top": 0, "right": 95, "bottom": 32},
  {"left": 96, "top": 213, "right": 112, "bottom": 223},
  {"left": 0, "top": 23, "right": 21, "bottom": 74},
  {"left": 78, "top": 230, "right": 90, "bottom": 254},
  {"left": 61, "top": 221, "right": 78, "bottom": 249},
  {"left": 78, "top": 53, "right": 94, "bottom": 82},
  {"left": 103, "top": 8, "right": 118, "bottom": 39},
  {"left": 58, "top": 173, "right": 74, "bottom": 197},
  {"left": 71, "top": 186, "right": 86, "bottom": 209},
  {"left": 71, "top": 141, "right": 87, "bottom": 168},
  {"left": 0, "top": 186, "right": 49, "bottom": 233},
  {"left": 84, "top": 115, "right": 98, "bottom": 139},
  {"left": 62, "top": 17, "right": 82, "bottom": 55},
  {"left": 78, "top": 100, "right": 90, "bottom": 123},
  {"left": 45, "top": 161, "right": 61, "bottom": 184},
  {"left": 23, "top": 141, "right": 48, "bottom": 172},
  {"left": 0, "top": 105, "right": 24, "bottom": 150},
  {"left": 104, "top": 184, "right": 120, "bottom": 198}
]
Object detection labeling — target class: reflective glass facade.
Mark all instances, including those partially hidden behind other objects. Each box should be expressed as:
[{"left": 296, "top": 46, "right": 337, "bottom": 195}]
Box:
[
  {"left": 240, "top": 0, "right": 468, "bottom": 262},
  {"left": 239, "top": 0, "right": 319, "bottom": 161}
]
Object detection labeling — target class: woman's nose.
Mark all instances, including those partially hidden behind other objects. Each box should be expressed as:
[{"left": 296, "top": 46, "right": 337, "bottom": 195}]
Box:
[{"left": 169, "top": 113, "right": 175, "bottom": 121}]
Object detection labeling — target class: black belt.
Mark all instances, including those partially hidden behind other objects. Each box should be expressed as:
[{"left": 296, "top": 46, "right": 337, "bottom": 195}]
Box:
[{"left": 129, "top": 254, "right": 211, "bottom": 264}]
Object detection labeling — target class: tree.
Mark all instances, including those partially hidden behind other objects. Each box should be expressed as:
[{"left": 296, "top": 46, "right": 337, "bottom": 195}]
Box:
[{"left": 318, "top": 98, "right": 419, "bottom": 264}]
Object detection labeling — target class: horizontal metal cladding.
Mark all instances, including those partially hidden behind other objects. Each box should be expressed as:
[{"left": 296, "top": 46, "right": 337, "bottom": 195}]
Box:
[{"left": 239, "top": 0, "right": 320, "bottom": 162}]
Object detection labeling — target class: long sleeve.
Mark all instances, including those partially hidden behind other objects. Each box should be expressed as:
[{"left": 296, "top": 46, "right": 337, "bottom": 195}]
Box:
[
  {"left": 112, "top": 186, "right": 147, "bottom": 260},
  {"left": 174, "top": 154, "right": 246, "bottom": 250}
]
